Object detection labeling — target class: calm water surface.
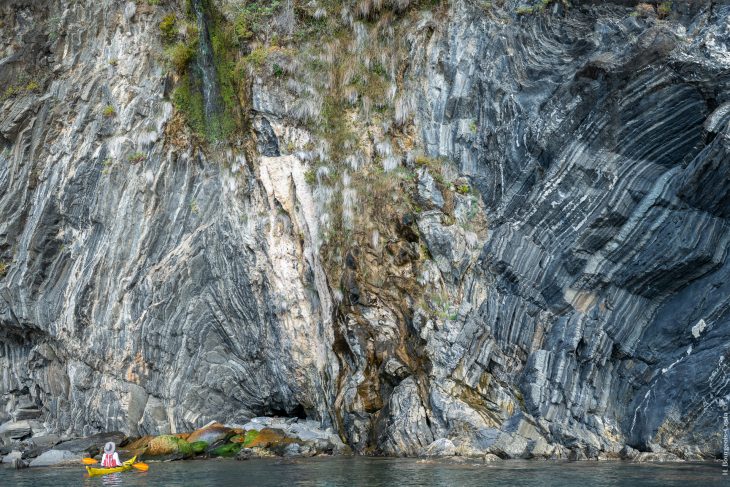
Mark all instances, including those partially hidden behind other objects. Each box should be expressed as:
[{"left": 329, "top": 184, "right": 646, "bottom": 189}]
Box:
[{"left": 0, "top": 457, "right": 726, "bottom": 486}]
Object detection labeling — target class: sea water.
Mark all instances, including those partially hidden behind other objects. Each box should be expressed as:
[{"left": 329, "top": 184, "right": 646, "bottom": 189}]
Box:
[{"left": 0, "top": 457, "right": 725, "bottom": 486}]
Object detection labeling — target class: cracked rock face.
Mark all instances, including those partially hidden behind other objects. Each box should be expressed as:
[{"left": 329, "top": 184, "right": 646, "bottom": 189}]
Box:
[{"left": 1, "top": 0, "right": 729, "bottom": 460}]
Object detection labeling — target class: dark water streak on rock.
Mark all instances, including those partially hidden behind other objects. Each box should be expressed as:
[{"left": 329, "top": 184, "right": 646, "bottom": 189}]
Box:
[{"left": 191, "top": 0, "right": 223, "bottom": 130}]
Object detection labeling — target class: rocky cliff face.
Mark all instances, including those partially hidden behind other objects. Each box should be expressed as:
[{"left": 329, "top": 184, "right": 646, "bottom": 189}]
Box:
[{"left": 1, "top": 0, "right": 728, "bottom": 460}]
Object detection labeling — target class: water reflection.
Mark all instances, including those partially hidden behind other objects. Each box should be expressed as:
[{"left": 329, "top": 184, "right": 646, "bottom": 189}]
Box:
[{"left": 98, "top": 472, "right": 126, "bottom": 486}]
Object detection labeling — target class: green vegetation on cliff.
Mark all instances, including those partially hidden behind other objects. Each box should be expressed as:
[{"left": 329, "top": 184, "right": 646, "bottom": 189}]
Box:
[{"left": 159, "top": 1, "right": 244, "bottom": 142}]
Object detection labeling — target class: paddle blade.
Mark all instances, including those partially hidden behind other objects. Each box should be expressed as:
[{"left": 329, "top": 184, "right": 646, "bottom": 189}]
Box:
[
  {"left": 132, "top": 462, "right": 149, "bottom": 471},
  {"left": 82, "top": 458, "right": 98, "bottom": 465}
]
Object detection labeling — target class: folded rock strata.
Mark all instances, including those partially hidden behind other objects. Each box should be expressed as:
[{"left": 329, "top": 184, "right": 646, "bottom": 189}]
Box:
[{"left": 0, "top": 0, "right": 728, "bottom": 461}]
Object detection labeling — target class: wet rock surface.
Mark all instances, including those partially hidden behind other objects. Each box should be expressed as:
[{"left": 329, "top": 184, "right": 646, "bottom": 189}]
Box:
[{"left": 0, "top": 0, "right": 728, "bottom": 462}]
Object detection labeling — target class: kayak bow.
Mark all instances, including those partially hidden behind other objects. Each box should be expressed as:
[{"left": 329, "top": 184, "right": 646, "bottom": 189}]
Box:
[{"left": 85, "top": 455, "right": 137, "bottom": 477}]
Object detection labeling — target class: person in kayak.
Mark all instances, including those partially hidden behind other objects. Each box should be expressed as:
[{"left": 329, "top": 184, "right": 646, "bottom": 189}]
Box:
[{"left": 101, "top": 442, "right": 122, "bottom": 468}]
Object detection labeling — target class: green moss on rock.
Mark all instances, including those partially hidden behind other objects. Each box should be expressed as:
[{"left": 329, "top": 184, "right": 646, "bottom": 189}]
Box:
[
  {"left": 159, "top": 14, "right": 177, "bottom": 43},
  {"left": 190, "top": 440, "right": 208, "bottom": 454},
  {"left": 146, "top": 435, "right": 194, "bottom": 458},
  {"left": 242, "top": 429, "right": 260, "bottom": 447},
  {"left": 244, "top": 428, "right": 293, "bottom": 449},
  {"left": 209, "top": 442, "right": 242, "bottom": 457},
  {"left": 172, "top": 74, "right": 206, "bottom": 137}
]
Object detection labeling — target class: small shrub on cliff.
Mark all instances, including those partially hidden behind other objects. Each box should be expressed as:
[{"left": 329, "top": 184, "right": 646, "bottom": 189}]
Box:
[
  {"left": 241, "top": 46, "right": 270, "bottom": 68},
  {"left": 634, "top": 3, "right": 655, "bottom": 17},
  {"left": 172, "top": 75, "right": 206, "bottom": 138},
  {"left": 233, "top": 0, "right": 282, "bottom": 42},
  {"left": 102, "top": 105, "right": 116, "bottom": 117},
  {"left": 2, "top": 86, "right": 18, "bottom": 99},
  {"left": 234, "top": 13, "right": 253, "bottom": 41},
  {"left": 47, "top": 16, "right": 61, "bottom": 42},
  {"left": 657, "top": 1, "right": 672, "bottom": 18},
  {"left": 166, "top": 42, "right": 195, "bottom": 73},
  {"left": 2, "top": 79, "right": 41, "bottom": 100},
  {"left": 516, "top": 5, "right": 534, "bottom": 15},
  {"left": 159, "top": 14, "right": 177, "bottom": 43},
  {"left": 101, "top": 158, "right": 114, "bottom": 175},
  {"left": 304, "top": 169, "right": 316, "bottom": 186},
  {"left": 0, "top": 261, "right": 8, "bottom": 277},
  {"left": 128, "top": 152, "right": 146, "bottom": 164},
  {"left": 414, "top": 155, "right": 431, "bottom": 167},
  {"left": 430, "top": 292, "right": 458, "bottom": 321}
]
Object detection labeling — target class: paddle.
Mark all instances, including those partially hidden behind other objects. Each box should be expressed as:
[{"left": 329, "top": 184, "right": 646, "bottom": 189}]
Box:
[{"left": 81, "top": 457, "right": 149, "bottom": 471}]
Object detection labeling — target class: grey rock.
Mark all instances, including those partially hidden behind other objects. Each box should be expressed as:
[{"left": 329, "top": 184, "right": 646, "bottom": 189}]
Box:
[
  {"left": 54, "top": 432, "right": 126, "bottom": 454},
  {"left": 255, "top": 117, "right": 281, "bottom": 157},
  {"left": 421, "top": 438, "right": 456, "bottom": 457},
  {"left": 378, "top": 378, "right": 434, "bottom": 455},
  {"left": 0, "top": 421, "right": 32, "bottom": 441},
  {"left": 26, "top": 434, "right": 61, "bottom": 453},
  {"left": 569, "top": 449, "right": 588, "bottom": 461},
  {"left": 236, "top": 447, "right": 254, "bottom": 460},
  {"left": 2, "top": 450, "right": 22, "bottom": 464},
  {"left": 417, "top": 211, "right": 473, "bottom": 284},
  {"left": 123, "top": 1, "right": 136, "bottom": 21},
  {"left": 632, "top": 452, "right": 683, "bottom": 463},
  {"left": 417, "top": 168, "right": 445, "bottom": 209},
  {"left": 282, "top": 443, "right": 301, "bottom": 457},
  {"left": 619, "top": 444, "right": 639, "bottom": 460},
  {"left": 13, "top": 396, "right": 35, "bottom": 411},
  {"left": 13, "top": 409, "right": 42, "bottom": 421},
  {"left": 299, "top": 444, "right": 315, "bottom": 457},
  {"left": 486, "top": 431, "right": 531, "bottom": 460},
  {"left": 29, "top": 449, "right": 82, "bottom": 467},
  {"left": 239, "top": 418, "right": 347, "bottom": 455}
]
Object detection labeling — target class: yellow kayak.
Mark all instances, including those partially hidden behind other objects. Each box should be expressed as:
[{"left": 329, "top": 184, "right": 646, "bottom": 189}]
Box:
[{"left": 86, "top": 456, "right": 137, "bottom": 477}]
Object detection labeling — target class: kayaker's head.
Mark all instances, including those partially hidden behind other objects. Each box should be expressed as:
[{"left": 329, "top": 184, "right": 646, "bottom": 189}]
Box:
[{"left": 104, "top": 442, "right": 116, "bottom": 454}]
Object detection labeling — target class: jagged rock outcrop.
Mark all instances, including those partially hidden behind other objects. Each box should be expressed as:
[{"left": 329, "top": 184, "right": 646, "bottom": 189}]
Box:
[{"left": 0, "top": 0, "right": 728, "bottom": 461}]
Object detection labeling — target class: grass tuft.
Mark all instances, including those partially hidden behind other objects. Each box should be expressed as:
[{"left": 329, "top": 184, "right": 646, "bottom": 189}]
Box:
[{"left": 128, "top": 152, "right": 146, "bottom": 164}]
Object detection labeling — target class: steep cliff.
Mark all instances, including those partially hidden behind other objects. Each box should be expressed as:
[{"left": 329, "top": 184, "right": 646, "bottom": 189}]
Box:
[{"left": 1, "top": 0, "right": 728, "bottom": 460}]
